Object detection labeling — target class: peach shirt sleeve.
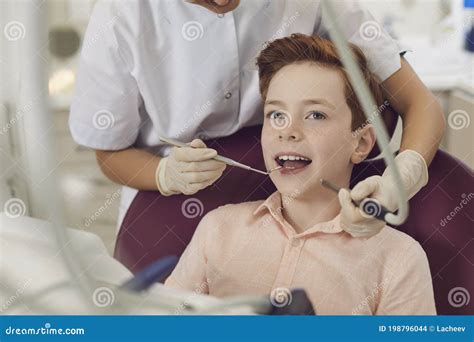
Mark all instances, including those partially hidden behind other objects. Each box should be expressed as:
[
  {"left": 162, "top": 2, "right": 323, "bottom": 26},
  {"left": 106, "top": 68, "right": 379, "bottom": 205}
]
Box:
[
  {"left": 164, "top": 211, "right": 214, "bottom": 294},
  {"left": 376, "top": 241, "right": 437, "bottom": 315}
]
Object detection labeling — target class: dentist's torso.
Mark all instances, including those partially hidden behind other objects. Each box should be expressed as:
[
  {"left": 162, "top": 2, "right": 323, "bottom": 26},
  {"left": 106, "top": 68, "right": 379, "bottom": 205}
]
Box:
[
  {"left": 70, "top": 0, "right": 399, "bottom": 228},
  {"left": 71, "top": 0, "right": 321, "bottom": 226}
]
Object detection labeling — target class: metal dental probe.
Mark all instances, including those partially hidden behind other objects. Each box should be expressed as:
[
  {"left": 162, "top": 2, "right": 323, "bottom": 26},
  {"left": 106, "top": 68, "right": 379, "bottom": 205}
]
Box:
[{"left": 159, "top": 137, "right": 282, "bottom": 175}]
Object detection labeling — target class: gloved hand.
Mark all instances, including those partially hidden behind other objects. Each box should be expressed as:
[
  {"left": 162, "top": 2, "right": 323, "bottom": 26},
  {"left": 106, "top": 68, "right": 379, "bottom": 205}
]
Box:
[
  {"left": 338, "top": 150, "right": 429, "bottom": 238},
  {"left": 155, "top": 139, "right": 226, "bottom": 196}
]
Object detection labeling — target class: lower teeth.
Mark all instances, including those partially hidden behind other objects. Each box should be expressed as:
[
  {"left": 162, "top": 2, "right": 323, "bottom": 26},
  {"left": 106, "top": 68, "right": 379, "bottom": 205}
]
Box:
[{"left": 282, "top": 160, "right": 311, "bottom": 169}]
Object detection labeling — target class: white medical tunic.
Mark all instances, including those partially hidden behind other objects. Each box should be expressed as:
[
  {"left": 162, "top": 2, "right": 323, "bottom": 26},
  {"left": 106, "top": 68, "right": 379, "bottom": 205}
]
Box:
[{"left": 69, "top": 0, "right": 402, "bottom": 227}]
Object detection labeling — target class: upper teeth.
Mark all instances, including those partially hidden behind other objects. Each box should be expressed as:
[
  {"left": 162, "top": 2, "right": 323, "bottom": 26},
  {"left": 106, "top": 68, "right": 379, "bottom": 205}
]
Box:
[{"left": 278, "top": 155, "right": 311, "bottom": 161}]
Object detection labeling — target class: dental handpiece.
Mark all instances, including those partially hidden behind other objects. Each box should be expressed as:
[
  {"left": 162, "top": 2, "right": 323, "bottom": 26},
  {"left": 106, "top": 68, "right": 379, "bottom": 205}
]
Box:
[
  {"left": 159, "top": 137, "right": 282, "bottom": 176},
  {"left": 320, "top": 179, "right": 393, "bottom": 223}
]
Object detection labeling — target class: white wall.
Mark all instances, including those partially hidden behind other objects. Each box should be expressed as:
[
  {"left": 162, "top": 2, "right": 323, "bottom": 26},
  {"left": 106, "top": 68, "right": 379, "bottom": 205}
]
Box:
[
  {"left": 0, "top": 1, "right": 30, "bottom": 210},
  {"left": 363, "top": 0, "right": 464, "bottom": 47},
  {"left": 1, "top": 0, "right": 61, "bottom": 219}
]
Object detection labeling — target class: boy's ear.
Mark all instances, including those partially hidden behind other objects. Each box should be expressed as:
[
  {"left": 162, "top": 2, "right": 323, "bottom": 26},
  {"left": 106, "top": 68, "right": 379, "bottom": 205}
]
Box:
[{"left": 351, "top": 124, "right": 376, "bottom": 164}]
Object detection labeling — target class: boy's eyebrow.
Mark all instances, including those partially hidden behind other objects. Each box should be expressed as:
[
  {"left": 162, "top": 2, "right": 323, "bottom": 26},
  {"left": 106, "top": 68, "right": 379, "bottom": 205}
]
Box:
[
  {"left": 264, "top": 99, "right": 286, "bottom": 107},
  {"left": 264, "top": 98, "right": 336, "bottom": 110},
  {"left": 302, "top": 98, "right": 336, "bottom": 110}
]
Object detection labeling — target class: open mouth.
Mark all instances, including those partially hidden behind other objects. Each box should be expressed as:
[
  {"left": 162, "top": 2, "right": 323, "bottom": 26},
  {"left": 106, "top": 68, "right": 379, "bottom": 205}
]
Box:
[{"left": 274, "top": 153, "right": 312, "bottom": 171}]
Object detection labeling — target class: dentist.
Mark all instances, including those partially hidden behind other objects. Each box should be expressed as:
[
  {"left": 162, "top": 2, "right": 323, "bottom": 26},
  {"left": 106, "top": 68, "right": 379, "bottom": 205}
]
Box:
[{"left": 69, "top": 0, "right": 445, "bottom": 270}]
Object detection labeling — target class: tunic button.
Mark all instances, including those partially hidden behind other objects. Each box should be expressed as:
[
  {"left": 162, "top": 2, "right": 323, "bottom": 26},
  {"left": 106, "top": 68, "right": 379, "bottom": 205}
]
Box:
[{"left": 224, "top": 92, "right": 232, "bottom": 99}]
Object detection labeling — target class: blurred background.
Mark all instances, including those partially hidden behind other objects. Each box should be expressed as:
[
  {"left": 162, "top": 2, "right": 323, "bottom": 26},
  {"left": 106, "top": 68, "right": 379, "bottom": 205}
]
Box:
[{"left": 1, "top": 0, "right": 472, "bottom": 253}]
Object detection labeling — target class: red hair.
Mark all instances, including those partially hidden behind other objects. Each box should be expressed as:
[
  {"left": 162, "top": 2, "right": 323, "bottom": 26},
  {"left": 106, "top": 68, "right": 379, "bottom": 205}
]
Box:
[{"left": 256, "top": 34, "right": 384, "bottom": 130}]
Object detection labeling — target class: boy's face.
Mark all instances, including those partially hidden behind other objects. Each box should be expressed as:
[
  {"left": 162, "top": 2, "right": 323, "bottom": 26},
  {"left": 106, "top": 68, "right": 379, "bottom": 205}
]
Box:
[{"left": 261, "top": 62, "right": 359, "bottom": 197}]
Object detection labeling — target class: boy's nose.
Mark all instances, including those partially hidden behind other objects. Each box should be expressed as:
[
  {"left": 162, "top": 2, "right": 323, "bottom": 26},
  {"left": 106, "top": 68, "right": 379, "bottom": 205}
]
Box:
[{"left": 278, "top": 130, "right": 301, "bottom": 142}]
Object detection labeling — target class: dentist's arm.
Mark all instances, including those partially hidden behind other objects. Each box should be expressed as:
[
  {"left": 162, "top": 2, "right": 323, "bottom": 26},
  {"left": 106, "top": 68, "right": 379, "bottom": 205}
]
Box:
[
  {"left": 96, "top": 139, "right": 226, "bottom": 195},
  {"left": 96, "top": 148, "right": 161, "bottom": 191},
  {"left": 382, "top": 57, "right": 446, "bottom": 165},
  {"left": 340, "top": 58, "right": 446, "bottom": 238}
]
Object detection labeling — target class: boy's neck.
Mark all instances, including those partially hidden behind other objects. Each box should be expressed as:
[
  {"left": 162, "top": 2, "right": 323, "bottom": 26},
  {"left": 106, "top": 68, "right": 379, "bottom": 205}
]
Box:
[{"left": 281, "top": 185, "right": 345, "bottom": 234}]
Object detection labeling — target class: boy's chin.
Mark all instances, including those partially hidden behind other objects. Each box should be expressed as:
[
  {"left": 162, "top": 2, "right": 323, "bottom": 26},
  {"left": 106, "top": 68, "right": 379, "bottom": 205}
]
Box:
[{"left": 272, "top": 178, "right": 309, "bottom": 197}]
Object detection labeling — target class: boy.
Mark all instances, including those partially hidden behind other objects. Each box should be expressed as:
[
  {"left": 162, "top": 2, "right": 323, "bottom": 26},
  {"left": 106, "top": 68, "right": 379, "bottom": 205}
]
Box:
[{"left": 165, "top": 34, "right": 436, "bottom": 315}]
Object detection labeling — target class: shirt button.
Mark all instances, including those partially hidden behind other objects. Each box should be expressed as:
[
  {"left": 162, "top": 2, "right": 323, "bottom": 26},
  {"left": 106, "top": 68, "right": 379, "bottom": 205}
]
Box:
[
  {"left": 291, "top": 237, "right": 301, "bottom": 247},
  {"left": 217, "top": 13, "right": 225, "bottom": 18},
  {"left": 224, "top": 92, "right": 232, "bottom": 100}
]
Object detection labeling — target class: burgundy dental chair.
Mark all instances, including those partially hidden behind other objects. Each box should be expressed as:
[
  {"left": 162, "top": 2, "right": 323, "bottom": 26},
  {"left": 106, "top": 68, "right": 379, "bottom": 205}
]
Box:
[{"left": 114, "top": 106, "right": 473, "bottom": 315}]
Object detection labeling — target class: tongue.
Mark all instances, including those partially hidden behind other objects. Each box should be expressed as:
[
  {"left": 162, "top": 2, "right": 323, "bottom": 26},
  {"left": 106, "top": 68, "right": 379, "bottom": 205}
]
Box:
[{"left": 283, "top": 160, "right": 310, "bottom": 169}]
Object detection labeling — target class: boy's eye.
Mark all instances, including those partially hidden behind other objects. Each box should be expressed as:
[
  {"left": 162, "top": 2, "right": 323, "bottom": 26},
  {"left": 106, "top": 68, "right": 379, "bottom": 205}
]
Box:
[
  {"left": 266, "top": 110, "right": 285, "bottom": 120},
  {"left": 305, "top": 111, "right": 326, "bottom": 120}
]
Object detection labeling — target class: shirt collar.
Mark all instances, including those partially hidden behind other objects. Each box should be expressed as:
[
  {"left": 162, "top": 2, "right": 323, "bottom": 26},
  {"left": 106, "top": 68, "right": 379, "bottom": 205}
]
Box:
[{"left": 253, "top": 191, "right": 343, "bottom": 236}]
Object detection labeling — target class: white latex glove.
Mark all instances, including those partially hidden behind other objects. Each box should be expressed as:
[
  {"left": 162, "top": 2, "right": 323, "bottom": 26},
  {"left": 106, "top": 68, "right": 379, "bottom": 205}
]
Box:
[
  {"left": 338, "top": 150, "right": 429, "bottom": 238},
  {"left": 155, "top": 139, "right": 226, "bottom": 196}
]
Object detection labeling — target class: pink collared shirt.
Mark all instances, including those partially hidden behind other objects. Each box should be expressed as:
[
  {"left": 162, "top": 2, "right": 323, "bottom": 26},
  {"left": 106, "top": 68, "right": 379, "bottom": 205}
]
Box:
[{"left": 165, "top": 191, "right": 436, "bottom": 315}]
